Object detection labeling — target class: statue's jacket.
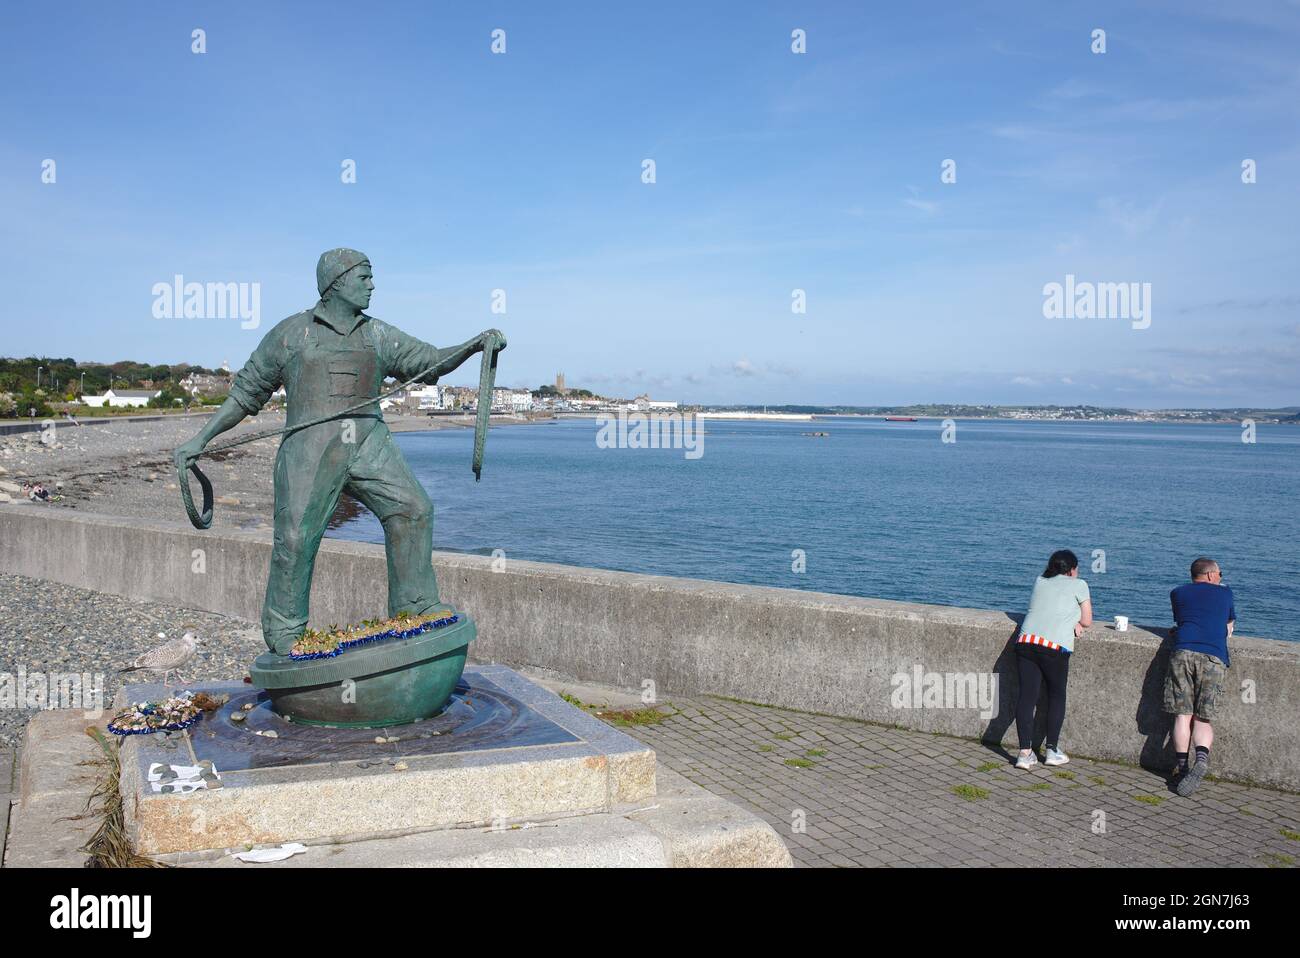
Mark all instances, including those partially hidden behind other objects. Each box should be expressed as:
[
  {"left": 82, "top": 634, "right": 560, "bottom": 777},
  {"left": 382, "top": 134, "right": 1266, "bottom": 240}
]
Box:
[{"left": 227, "top": 304, "right": 448, "bottom": 478}]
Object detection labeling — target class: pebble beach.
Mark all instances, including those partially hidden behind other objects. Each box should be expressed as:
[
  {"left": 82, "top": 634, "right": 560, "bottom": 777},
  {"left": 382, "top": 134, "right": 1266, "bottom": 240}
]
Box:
[{"left": 0, "top": 572, "right": 262, "bottom": 747}]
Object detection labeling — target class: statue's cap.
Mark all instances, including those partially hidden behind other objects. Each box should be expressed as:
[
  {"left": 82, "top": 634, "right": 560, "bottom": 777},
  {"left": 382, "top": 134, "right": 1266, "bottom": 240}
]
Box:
[{"left": 316, "top": 248, "right": 370, "bottom": 296}]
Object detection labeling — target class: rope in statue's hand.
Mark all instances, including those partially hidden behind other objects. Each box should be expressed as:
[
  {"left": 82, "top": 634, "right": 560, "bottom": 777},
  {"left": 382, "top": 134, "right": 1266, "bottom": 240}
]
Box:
[
  {"left": 178, "top": 457, "right": 216, "bottom": 531},
  {"left": 473, "top": 330, "right": 506, "bottom": 482}
]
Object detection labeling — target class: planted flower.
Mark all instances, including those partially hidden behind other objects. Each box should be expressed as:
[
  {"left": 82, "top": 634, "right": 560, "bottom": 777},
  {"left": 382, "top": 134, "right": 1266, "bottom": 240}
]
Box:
[{"left": 288, "top": 610, "right": 460, "bottom": 661}]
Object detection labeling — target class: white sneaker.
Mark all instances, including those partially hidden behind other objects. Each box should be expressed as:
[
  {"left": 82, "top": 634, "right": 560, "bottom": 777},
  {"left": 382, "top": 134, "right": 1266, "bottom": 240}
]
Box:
[
  {"left": 1044, "top": 747, "right": 1070, "bottom": 766},
  {"left": 1015, "top": 751, "right": 1039, "bottom": 770}
]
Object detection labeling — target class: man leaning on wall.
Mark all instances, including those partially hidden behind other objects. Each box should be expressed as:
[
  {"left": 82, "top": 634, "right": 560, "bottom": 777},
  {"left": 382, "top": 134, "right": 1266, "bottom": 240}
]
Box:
[{"left": 1165, "top": 556, "right": 1236, "bottom": 797}]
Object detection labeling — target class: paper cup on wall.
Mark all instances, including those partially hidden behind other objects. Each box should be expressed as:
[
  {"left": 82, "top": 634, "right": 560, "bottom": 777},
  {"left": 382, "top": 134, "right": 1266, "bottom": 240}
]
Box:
[{"left": 1114, "top": 616, "right": 1129, "bottom": 632}]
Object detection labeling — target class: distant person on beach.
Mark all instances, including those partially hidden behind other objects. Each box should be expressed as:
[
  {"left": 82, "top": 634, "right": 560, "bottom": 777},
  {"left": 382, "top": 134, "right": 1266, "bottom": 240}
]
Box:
[
  {"left": 1166, "top": 557, "right": 1235, "bottom": 797},
  {"left": 21, "top": 481, "right": 62, "bottom": 503},
  {"left": 1013, "top": 549, "right": 1092, "bottom": 770}
]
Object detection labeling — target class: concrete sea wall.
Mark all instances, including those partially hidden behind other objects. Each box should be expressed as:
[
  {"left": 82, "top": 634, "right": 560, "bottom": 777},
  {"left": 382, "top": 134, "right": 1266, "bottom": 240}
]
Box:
[{"left": 2, "top": 507, "right": 1297, "bottom": 789}]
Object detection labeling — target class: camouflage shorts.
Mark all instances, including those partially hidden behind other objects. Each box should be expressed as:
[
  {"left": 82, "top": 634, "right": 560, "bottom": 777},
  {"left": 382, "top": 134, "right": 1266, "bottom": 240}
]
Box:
[{"left": 1163, "top": 648, "right": 1227, "bottom": 721}]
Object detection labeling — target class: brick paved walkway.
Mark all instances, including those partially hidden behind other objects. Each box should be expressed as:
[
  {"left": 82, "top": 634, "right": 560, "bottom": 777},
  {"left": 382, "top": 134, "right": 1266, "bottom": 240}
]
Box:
[{"left": 605, "top": 694, "right": 1300, "bottom": 868}]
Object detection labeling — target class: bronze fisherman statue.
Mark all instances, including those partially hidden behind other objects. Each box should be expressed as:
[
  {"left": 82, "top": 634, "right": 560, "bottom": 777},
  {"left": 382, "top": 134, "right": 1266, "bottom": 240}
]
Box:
[{"left": 175, "top": 248, "right": 505, "bottom": 658}]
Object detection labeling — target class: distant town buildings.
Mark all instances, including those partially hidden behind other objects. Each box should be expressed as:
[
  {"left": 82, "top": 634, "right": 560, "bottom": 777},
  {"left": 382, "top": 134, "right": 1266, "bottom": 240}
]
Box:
[
  {"left": 635, "top": 393, "right": 678, "bottom": 411},
  {"left": 406, "top": 384, "right": 445, "bottom": 411},
  {"left": 382, "top": 383, "right": 453, "bottom": 413},
  {"left": 81, "top": 388, "right": 161, "bottom": 408},
  {"left": 77, "top": 368, "right": 678, "bottom": 417},
  {"left": 178, "top": 371, "right": 232, "bottom": 398},
  {"left": 525, "top": 384, "right": 682, "bottom": 415},
  {"left": 491, "top": 388, "right": 534, "bottom": 413}
]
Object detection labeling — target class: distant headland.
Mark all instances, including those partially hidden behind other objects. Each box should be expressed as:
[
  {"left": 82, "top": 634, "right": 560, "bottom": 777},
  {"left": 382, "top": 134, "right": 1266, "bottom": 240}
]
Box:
[{"left": 696, "top": 404, "right": 1300, "bottom": 425}]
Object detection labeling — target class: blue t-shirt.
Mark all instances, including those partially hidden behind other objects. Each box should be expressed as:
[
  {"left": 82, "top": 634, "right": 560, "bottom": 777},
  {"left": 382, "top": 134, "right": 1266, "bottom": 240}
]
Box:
[{"left": 1170, "top": 582, "right": 1236, "bottom": 667}]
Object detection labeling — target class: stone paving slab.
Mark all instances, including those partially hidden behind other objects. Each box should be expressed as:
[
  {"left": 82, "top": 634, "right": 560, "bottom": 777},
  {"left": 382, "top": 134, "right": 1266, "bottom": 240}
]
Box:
[
  {"left": 3, "top": 711, "right": 101, "bottom": 868},
  {"left": 542, "top": 682, "right": 1300, "bottom": 869},
  {"left": 0, "top": 748, "right": 13, "bottom": 860}
]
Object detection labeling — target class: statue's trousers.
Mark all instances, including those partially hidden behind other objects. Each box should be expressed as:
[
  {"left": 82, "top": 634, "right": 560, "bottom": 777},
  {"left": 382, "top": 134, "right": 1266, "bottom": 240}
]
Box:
[{"left": 261, "top": 341, "right": 439, "bottom": 655}]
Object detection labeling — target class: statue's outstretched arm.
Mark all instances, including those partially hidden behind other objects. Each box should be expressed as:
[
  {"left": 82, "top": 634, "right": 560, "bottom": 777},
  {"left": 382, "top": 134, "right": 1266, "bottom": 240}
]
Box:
[
  {"left": 175, "top": 327, "right": 284, "bottom": 469},
  {"left": 431, "top": 333, "right": 493, "bottom": 377},
  {"left": 387, "top": 327, "right": 506, "bottom": 382}
]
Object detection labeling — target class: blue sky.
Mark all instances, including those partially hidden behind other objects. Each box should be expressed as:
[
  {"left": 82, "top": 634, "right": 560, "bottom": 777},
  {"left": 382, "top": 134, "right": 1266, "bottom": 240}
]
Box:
[{"left": 2, "top": 1, "right": 1298, "bottom": 407}]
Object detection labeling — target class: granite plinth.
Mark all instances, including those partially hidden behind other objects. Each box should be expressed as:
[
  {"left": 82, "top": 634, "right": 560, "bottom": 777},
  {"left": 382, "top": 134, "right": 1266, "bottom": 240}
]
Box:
[{"left": 119, "top": 666, "right": 657, "bottom": 855}]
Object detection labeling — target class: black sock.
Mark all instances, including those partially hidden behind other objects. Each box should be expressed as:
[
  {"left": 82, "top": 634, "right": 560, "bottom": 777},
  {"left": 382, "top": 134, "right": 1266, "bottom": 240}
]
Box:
[
  {"left": 1194, "top": 745, "right": 1210, "bottom": 765},
  {"left": 1046, "top": 743, "right": 1057, "bottom": 752},
  {"left": 1176, "top": 752, "right": 1189, "bottom": 773}
]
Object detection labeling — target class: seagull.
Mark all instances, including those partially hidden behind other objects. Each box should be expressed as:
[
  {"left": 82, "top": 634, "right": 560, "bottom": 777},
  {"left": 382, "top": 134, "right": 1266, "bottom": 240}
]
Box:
[{"left": 120, "top": 629, "right": 199, "bottom": 690}]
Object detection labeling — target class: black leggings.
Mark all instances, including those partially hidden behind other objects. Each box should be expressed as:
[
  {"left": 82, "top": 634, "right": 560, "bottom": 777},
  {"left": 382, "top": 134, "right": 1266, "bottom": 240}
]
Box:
[{"left": 1015, "top": 643, "right": 1071, "bottom": 750}]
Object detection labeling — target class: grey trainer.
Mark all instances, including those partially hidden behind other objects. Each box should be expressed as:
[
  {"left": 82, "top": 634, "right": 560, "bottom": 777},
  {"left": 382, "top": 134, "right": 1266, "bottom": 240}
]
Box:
[
  {"left": 1015, "top": 751, "right": 1039, "bottom": 770},
  {"left": 1175, "top": 760, "right": 1208, "bottom": 797}
]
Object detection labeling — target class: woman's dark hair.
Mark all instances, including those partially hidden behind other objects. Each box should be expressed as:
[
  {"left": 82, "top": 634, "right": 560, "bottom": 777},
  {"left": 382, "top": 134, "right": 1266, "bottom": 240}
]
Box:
[{"left": 1043, "top": 549, "right": 1079, "bottom": 578}]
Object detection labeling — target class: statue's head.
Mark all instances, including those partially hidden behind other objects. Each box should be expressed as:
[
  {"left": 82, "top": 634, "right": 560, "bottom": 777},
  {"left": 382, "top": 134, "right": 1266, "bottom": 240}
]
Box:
[{"left": 316, "top": 248, "right": 373, "bottom": 311}]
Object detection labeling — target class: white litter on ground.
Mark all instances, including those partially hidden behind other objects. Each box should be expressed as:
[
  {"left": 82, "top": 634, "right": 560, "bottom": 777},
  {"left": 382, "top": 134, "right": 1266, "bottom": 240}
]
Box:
[{"left": 233, "top": 843, "right": 308, "bottom": 863}]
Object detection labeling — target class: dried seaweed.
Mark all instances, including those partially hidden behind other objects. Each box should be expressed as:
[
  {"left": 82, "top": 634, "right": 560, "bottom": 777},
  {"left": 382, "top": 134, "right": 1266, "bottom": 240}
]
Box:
[{"left": 79, "top": 726, "right": 170, "bottom": 868}]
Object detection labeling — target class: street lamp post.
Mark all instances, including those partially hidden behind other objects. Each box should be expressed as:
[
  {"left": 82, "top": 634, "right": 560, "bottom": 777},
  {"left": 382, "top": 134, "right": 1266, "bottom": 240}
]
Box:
[{"left": 36, "top": 366, "right": 43, "bottom": 389}]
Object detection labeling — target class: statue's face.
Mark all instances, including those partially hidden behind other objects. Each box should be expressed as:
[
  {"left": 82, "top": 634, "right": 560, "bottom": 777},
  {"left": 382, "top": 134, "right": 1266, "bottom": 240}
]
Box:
[{"left": 334, "top": 264, "right": 374, "bottom": 310}]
